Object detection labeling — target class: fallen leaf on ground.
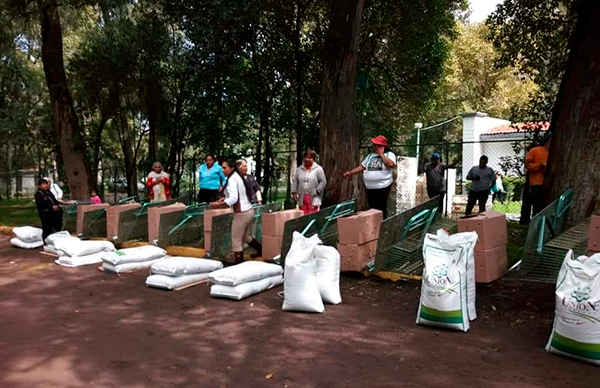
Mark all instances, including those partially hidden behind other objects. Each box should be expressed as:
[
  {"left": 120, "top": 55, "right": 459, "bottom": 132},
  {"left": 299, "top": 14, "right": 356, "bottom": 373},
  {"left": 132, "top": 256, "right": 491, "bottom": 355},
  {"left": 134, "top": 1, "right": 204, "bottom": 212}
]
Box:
[{"left": 266, "top": 372, "right": 273, "bottom": 379}]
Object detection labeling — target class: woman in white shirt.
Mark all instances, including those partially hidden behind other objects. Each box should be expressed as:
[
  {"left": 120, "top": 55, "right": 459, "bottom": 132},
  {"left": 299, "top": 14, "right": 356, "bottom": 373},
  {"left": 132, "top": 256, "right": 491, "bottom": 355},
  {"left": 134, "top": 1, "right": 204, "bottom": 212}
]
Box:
[
  {"left": 210, "top": 158, "right": 262, "bottom": 263},
  {"left": 343, "top": 135, "right": 396, "bottom": 218}
]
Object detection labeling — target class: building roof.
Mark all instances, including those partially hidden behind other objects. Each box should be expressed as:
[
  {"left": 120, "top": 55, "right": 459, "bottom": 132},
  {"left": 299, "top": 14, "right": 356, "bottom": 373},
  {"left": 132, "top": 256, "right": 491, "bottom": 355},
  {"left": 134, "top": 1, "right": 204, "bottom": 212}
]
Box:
[{"left": 482, "top": 121, "right": 550, "bottom": 136}]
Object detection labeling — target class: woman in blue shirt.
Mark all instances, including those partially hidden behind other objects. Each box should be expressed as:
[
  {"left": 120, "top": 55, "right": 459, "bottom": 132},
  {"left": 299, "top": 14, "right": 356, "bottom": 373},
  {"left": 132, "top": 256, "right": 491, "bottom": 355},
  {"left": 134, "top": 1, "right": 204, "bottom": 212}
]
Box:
[{"left": 198, "top": 154, "right": 226, "bottom": 204}]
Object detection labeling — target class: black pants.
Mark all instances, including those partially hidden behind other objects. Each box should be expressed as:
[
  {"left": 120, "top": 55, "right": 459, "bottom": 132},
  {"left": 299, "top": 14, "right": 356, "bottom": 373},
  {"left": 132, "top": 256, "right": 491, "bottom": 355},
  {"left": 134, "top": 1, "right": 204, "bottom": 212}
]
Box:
[
  {"left": 198, "top": 189, "right": 219, "bottom": 204},
  {"left": 530, "top": 185, "right": 544, "bottom": 217},
  {"left": 39, "top": 211, "right": 63, "bottom": 241},
  {"left": 466, "top": 190, "right": 489, "bottom": 215},
  {"left": 427, "top": 189, "right": 446, "bottom": 214},
  {"left": 366, "top": 184, "right": 392, "bottom": 219}
]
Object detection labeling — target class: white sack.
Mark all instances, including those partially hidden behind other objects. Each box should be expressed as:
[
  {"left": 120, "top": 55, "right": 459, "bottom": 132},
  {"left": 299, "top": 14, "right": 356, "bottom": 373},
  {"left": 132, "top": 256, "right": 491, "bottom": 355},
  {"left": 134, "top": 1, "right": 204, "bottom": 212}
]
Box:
[
  {"left": 53, "top": 239, "right": 115, "bottom": 258},
  {"left": 416, "top": 229, "right": 478, "bottom": 332},
  {"left": 151, "top": 256, "right": 223, "bottom": 276},
  {"left": 55, "top": 252, "right": 105, "bottom": 268},
  {"left": 282, "top": 232, "right": 324, "bottom": 313},
  {"left": 12, "top": 226, "right": 43, "bottom": 243},
  {"left": 546, "top": 251, "right": 600, "bottom": 366},
  {"left": 102, "top": 258, "right": 163, "bottom": 274},
  {"left": 101, "top": 245, "right": 166, "bottom": 266},
  {"left": 43, "top": 245, "right": 61, "bottom": 255},
  {"left": 211, "top": 275, "right": 283, "bottom": 300},
  {"left": 314, "top": 245, "right": 342, "bottom": 305},
  {"left": 209, "top": 260, "right": 283, "bottom": 286},
  {"left": 10, "top": 238, "right": 43, "bottom": 249},
  {"left": 146, "top": 273, "right": 210, "bottom": 290},
  {"left": 44, "top": 231, "right": 76, "bottom": 246}
]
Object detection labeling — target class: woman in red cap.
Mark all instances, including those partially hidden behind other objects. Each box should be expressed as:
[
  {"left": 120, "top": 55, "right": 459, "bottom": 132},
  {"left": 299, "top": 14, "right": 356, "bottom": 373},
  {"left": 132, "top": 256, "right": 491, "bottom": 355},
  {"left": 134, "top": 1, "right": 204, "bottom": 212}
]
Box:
[{"left": 343, "top": 135, "right": 396, "bottom": 218}]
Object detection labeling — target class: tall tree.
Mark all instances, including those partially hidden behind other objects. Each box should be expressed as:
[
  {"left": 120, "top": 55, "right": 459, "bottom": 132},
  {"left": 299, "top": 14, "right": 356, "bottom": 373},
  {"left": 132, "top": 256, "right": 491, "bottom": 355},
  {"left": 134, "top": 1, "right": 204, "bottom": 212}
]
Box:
[
  {"left": 319, "top": 0, "right": 365, "bottom": 207},
  {"left": 544, "top": 1, "right": 600, "bottom": 220}
]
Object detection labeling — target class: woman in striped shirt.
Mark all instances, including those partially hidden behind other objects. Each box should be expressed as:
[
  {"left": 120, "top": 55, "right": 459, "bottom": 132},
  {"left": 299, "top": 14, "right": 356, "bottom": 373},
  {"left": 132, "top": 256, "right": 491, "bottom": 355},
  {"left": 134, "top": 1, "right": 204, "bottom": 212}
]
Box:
[{"left": 291, "top": 149, "right": 327, "bottom": 215}]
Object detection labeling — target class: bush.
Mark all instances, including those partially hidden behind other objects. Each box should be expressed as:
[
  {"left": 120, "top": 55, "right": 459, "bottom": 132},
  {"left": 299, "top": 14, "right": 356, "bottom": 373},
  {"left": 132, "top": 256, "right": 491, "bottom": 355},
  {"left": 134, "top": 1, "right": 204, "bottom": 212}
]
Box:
[{"left": 502, "top": 176, "right": 525, "bottom": 202}]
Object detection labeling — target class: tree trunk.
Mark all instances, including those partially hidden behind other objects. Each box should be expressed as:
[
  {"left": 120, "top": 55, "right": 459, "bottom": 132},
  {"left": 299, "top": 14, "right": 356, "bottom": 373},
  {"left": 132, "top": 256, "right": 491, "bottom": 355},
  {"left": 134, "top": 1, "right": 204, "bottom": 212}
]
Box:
[
  {"left": 38, "top": 1, "right": 94, "bottom": 199},
  {"left": 118, "top": 95, "right": 136, "bottom": 196},
  {"left": 145, "top": 80, "right": 160, "bottom": 163},
  {"left": 544, "top": 1, "right": 600, "bottom": 220},
  {"left": 261, "top": 100, "right": 273, "bottom": 202},
  {"left": 319, "top": 0, "right": 366, "bottom": 208},
  {"left": 295, "top": 3, "right": 303, "bottom": 166}
]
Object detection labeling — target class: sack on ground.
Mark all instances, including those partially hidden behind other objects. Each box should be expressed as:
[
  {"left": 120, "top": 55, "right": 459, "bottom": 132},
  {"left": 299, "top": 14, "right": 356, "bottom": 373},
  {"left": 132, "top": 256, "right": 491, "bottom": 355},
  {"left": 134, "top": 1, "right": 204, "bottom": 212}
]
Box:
[
  {"left": 546, "top": 251, "right": 600, "bottom": 366},
  {"left": 44, "top": 231, "right": 75, "bottom": 246},
  {"left": 282, "top": 232, "right": 324, "bottom": 313},
  {"left": 146, "top": 273, "right": 210, "bottom": 290},
  {"left": 103, "top": 258, "right": 164, "bottom": 274},
  {"left": 13, "top": 226, "right": 43, "bottom": 243},
  {"left": 209, "top": 260, "right": 283, "bottom": 286},
  {"left": 53, "top": 239, "right": 115, "bottom": 258},
  {"left": 43, "top": 244, "right": 61, "bottom": 255},
  {"left": 55, "top": 252, "right": 105, "bottom": 268},
  {"left": 101, "top": 245, "right": 166, "bottom": 266},
  {"left": 211, "top": 275, "right": 283, "bottom": 300},
  {"left": 151, "top": 256, "right": 223, "bottom": 276},
  {"left": 416, "top": 229, "right": 478, "bottom": 332},
  {"left": 10, "top": 237, "right": 43, "bottom": 249},
  {"left": 314, "top": 245, "right": 342, "bottom": 305}
]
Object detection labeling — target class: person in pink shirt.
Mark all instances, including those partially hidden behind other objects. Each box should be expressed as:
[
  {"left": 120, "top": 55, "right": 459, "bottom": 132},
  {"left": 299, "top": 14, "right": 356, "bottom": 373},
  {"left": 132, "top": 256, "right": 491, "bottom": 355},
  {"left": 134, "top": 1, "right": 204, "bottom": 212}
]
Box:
[{"left": 90, "top": 190, "right": 102, "bottom": 204}]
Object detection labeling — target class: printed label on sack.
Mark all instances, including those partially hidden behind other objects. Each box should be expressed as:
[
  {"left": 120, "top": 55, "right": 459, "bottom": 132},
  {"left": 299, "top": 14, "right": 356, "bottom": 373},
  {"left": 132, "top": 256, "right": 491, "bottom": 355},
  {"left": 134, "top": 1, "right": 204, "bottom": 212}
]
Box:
[{"left": 557, "top": 286, "right": 600, "bottom": 325}]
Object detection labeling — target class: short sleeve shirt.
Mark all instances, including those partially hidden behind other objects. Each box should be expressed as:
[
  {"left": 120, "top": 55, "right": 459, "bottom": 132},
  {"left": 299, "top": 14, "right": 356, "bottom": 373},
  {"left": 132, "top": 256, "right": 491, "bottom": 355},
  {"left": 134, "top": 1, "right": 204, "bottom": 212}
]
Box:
[
  {"left": 361, "top": 151, "right": 395, "bottom": 190},
  {"left": 424, "top": 163, "right": 446, "bottom": 192}
]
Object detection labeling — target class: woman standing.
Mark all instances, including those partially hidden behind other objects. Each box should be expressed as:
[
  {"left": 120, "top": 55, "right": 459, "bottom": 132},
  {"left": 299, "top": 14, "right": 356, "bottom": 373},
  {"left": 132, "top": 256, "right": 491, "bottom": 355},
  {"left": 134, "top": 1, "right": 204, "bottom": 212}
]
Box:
[
  {"left": 211, "top": 158, "right": 262, "bottom": 262},
  {"left": 146, "top": 162, "right": 171, "bottom": 202},
  {"left": 291, "top": 149, "right": 327, "bottom": 215},
  {"left": 237, "top": 159, "right": 262, "bottom": 204},
  {"left": 34, "top": 178, "right": 64, "bottom": 240},
  {"left": 343, "top": 135, "right": 396, "bottom": 218},
  {"left": 198, "top": 154, "right": 226, "bottom": 204}
]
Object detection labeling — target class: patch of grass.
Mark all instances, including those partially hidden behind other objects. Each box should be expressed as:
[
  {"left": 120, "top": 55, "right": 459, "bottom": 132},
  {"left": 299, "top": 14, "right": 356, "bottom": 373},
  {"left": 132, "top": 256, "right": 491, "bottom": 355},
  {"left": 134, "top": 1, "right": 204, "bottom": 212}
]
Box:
[
  {"left": 0, "top": 200, "right": 40, "bottom": 227},
  {"left": 506, "top": 220, "right": 529, "bottom": 267},
  {"left": 493, "top": 201, "right": 521, "bottom": 214}
]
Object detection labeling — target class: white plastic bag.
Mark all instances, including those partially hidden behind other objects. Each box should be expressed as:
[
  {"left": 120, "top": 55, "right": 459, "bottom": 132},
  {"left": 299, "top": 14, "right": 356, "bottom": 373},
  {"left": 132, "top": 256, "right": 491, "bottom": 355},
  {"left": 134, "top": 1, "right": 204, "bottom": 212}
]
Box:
[
  {"left": 13, "top": 226, "right": 43, "bottom": 243},
  {"left": 10, "top": 238, "right": 43, "bottom": 249},
  {"left": 151, "top": 256, "right": 223, "bottom": 276},
  {"left": 146, "top": 273, "right": 210, "bottom": 290},
  {"left": 44, "top": 231, "right": 75, "bottom": 246},
  {"left": 101, "top": 245, "right": 166, "bottom": 266},
  {"left": 314, "top": 245, "right": 342, "bottom": 305},
  {"left": 282, "top": 232, "right": 324, "bottom": 313},
  {"left": 416, "top": 229, "right": 478, "bottom": 332},
  {"left": 102, "top": 258, "right": 164, "bottom": 274},
  {"left": 211, "top": 275, "right": 283, "bottom": 300},
  {"left": 55, "top": 252, "right": 105, "bottom": 268},
  {"left": 546, "top": 251, "right": 600, "bottom": 365},
  {"left": 209, "top": 261, "right": 283, "bottom": 286},
  {"left": 53, "top": 239, "right": 115, "bottom": 258}
]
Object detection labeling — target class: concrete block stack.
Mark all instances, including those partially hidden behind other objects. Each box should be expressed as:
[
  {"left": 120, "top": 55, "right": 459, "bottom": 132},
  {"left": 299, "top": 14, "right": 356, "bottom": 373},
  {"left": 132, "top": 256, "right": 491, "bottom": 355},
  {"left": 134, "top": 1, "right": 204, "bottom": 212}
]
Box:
[
  {"left": 203, "top": 208, "right": 233, "bottom": 251},
  {"left": 261, "top": 209, "right": 304, "bottom": 260},
  {"left": 458, "top": 210, "right": 508, "bottom": 283},
  {"left": 337, "top": 209, "right": 383, "bottom": 272},
  {"left": 587, "top": 215, "right": 600, "bottom": 256},
  {"left": 147, "top": 203, "right": 187, "bottom": 244},
  {"left": 76, "top": 204, "right": 110, "bottom": 236},
  {"left": 106, "top": 203, "right": 141, "bottom": 241}
]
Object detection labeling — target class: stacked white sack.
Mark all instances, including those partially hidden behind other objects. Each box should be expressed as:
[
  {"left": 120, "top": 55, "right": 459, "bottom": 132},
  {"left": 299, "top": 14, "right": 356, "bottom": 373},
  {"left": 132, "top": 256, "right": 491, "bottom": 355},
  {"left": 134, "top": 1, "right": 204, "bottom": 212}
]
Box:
[
  {"left": 101, "top": 245, "right": 166, "bottom": 273},
  {"left": 50, "top": 235, "right": 115, "bottom": 268},
  {"left": 146, "top": 256, "right": 223, "bottom": 290},
  {"left": 10, "top": 226, "right": 44, "bottom": 249},
  {"left": 210, "top": 261, "right": 283, "bottom": 300}
]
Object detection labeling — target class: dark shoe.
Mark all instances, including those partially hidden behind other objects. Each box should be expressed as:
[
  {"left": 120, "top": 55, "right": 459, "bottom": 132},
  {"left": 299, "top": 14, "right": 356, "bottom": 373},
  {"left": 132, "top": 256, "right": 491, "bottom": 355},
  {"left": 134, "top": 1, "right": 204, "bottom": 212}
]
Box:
[
  {"left": 234, "top": 251, "right": 244, "bottom": 264},
  {"left": 248, "top": 238, "right": 262, "bottom": 258}
]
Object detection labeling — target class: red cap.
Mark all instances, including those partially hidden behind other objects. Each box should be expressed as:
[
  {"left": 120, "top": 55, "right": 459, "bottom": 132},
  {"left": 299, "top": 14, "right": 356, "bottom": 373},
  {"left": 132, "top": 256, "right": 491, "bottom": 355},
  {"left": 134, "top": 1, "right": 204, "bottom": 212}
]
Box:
[{"left": 370, "top": 135, "right": 388, "bottom": 147}]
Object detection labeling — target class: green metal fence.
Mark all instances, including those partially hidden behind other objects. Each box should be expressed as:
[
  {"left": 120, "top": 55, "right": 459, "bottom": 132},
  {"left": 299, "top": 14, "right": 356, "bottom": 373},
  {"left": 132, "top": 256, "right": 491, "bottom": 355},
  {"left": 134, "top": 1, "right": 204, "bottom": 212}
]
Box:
[
  {"left": 157, "top": 203, "right": 207, "bottom": 248},
  {"left": 519, "top": 189, "right": 587, "bottom": 283},
  {"left": 61, "top": 201, "right": 91, "bottom": 233}
]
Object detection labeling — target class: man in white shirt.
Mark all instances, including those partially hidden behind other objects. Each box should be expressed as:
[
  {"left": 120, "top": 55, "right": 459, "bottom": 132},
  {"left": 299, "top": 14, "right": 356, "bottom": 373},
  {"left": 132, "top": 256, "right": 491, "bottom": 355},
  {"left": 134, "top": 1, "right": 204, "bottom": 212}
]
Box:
[{"left": 49, "top": 180, "right": 64, "bottom": 201}]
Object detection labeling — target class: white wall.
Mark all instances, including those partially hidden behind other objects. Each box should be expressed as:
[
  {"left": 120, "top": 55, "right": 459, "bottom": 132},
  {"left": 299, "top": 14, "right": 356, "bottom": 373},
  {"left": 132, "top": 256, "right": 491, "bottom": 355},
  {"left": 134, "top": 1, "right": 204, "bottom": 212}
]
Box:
[{"left": 481, "top": 140, "right": 524, "bottom": 176}]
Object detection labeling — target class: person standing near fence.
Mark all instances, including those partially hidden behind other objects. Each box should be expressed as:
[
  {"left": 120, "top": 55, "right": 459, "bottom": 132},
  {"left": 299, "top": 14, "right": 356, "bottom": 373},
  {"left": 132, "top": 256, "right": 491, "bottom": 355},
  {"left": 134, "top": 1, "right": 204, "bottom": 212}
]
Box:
[
  {"left": 210, "top": 158, "right": 262, "bottom": 262},
  {"left": 35, "top": 178, "right": 63, "bottom": 240},
  {"left": 465, "top": 155, "right": 495, "bottom": 215},
  {"left": 198, "top": 154, "right": 226, "bottom": 204},
  {"left": 344, "top": 135, "right": 396, "bottom": 219},
  {"left": 292, "top": 149, "right": 327, "bottom": 215},
  {"left": 237, "top": 159, "right": 262, "bottom": 204},
  {"left": 525, "top": 135, "right": 550, "bottom": 216},
  {"left": 424, "top": 153, "right": 447, "bottom": 212},
  {"left": 146, "top": 162, "right": 171, "bottom": 202}
]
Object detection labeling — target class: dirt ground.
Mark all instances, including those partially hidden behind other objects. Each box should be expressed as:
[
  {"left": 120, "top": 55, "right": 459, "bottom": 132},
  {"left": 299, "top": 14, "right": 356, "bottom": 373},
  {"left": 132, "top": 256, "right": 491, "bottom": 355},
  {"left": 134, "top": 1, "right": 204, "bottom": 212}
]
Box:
[{"left": 0, "top": 237, "right": 598, "bottom": 388}]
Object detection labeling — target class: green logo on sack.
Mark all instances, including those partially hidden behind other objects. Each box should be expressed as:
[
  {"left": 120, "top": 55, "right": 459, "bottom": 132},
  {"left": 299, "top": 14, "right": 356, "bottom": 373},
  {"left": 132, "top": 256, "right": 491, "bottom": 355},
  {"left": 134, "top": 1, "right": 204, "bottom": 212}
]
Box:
[
  {"left": 571, "top": 287, "right": 591, "bottom": 303},
  {"left": 431, "top": 264, "right": 451, "bottom": 285}
]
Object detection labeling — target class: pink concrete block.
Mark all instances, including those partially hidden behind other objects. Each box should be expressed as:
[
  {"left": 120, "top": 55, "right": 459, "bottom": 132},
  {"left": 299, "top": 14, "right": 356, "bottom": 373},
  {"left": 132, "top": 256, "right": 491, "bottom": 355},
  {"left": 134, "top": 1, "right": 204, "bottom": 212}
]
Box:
[
  {"left": 474, "top": 245, "right": 508, "bottom": 283},
  {"left": 262, "top": 209, "right": 304, "bottom": 238},
  {"left": 338, "top": 209, "right": 383, "bottom": 245},
  {"left": 204, "top": 231, "right": 211, "bottom": 251},
  {"left": 262, "top": 235, "right": 283, "bottom": 261},
  {"left": 587, "top": 216, "right": 600, "bottom": 252},
  {"left": 338, "top": 240, "right": 378, "bottom": 272},
  {"left": 457, "top": 210, "right": 507, "bottom": 251},
  {"left": 204, "top": 208, "right": 232, "bottom": 232},
  {"left": 106, "top": 203, "right": 141, "bottom": 240},
  {"left": 76, "top": 204, "right": 109, "bottom": 235},
  {"left": 148, "top": 202, "right": 186, "bottom": 243}
]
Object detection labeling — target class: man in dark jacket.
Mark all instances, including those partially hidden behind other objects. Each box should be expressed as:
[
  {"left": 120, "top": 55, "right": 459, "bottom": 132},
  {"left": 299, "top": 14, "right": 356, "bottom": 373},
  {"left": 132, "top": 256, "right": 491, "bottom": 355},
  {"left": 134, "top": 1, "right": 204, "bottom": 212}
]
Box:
[{"left": 34, "top": 178, "right": 63, "bottom": 240}]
